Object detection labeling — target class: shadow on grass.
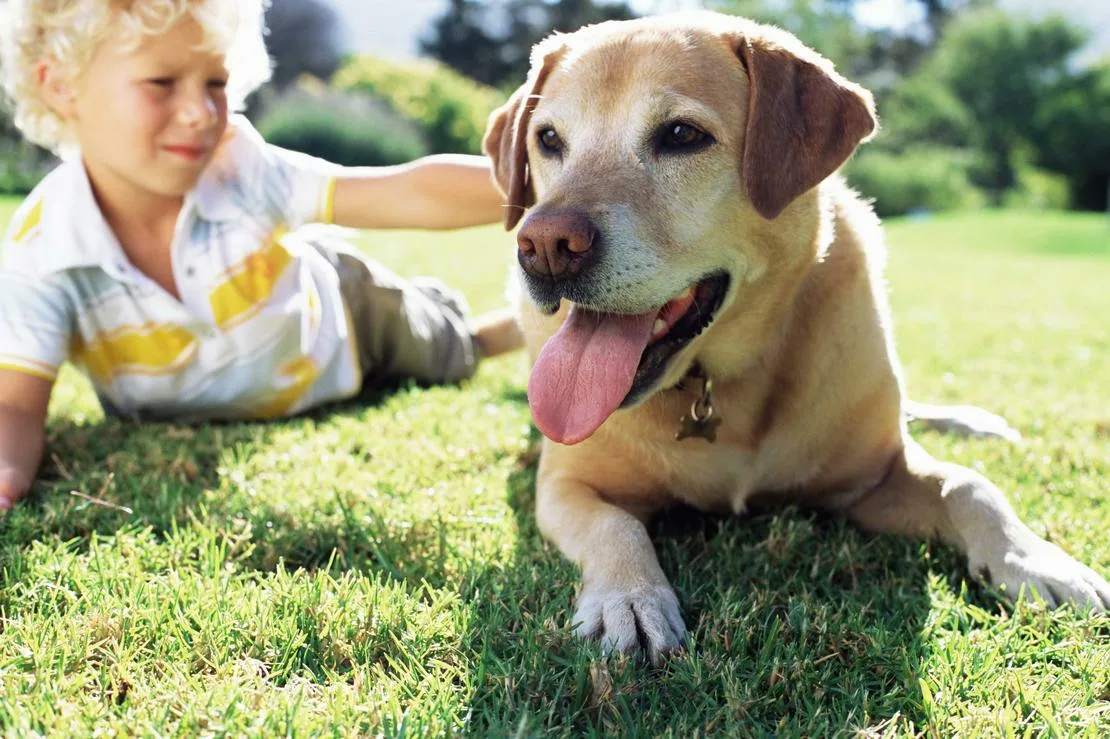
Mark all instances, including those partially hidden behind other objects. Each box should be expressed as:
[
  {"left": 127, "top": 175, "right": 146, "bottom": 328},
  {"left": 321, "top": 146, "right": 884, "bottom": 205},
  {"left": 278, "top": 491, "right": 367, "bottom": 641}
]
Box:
[
  {"left": 0, "top": 381, "right": 386, "bottom": 561},
  {"left": 5, "top": 415, "right": 279, "bottom": 541},
  {"left": 0, "top": 378, "right": 462, "bottom": 570}
]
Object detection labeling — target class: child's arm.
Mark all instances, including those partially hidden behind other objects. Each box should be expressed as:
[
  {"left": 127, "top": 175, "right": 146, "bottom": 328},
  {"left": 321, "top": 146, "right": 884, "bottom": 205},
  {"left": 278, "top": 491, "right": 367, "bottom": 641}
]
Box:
[
  {"left": 330, "top": 154, "right": 505, "bottom": 231},
  {"left": 0, "top": 369, "right": 52, "bottom": 511}
]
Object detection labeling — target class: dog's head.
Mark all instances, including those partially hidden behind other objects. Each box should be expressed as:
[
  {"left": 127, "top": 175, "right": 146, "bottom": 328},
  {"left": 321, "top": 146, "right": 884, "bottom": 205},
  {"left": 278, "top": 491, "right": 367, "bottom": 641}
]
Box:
[{"left": 483, "top": 12, "right": 876, "bottom": 445}]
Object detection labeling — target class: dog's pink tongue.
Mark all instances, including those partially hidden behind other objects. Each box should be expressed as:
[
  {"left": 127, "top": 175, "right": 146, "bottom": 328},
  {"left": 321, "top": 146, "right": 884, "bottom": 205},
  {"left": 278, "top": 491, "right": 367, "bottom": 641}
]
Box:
[{"left": 529, "top": 306, "right": 656, "bottom": 445}]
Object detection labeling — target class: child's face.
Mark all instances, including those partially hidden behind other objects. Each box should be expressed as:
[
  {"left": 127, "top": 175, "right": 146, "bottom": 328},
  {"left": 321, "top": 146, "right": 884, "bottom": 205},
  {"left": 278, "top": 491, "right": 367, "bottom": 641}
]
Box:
[{"left": 63, "top": 16, "right": 231, "bottom": 202}]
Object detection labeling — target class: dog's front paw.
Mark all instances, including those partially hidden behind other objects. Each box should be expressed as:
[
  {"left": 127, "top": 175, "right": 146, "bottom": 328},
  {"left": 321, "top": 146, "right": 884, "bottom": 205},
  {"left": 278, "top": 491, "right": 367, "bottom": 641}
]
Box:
[
  {"left": 970, "top": 535, "right": 1110, "bottom": 611},
  {"left": 573, "top": 583, "right": 687, "bottom": 665}
]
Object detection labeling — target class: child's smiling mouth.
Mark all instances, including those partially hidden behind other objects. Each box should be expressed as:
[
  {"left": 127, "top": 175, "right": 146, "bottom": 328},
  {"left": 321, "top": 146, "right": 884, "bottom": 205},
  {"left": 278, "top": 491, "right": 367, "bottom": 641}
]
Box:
[{"left": 162, "top": 144, "right": 209, "bottom": 161}]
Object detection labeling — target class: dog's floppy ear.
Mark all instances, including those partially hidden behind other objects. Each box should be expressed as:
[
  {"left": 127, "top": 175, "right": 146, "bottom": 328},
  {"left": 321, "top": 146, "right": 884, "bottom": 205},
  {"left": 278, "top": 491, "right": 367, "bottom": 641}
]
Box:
[
  {"left": 482, "top": 43, "right": 565, "bottom": 230},
  {"left": 733, "top": 31, "right": 877, "bottom": 220}
]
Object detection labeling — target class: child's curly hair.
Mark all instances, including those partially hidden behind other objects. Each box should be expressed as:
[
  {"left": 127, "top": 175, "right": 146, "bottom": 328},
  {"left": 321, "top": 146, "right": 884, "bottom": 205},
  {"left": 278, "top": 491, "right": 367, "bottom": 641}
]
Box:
[{"left": 0, "top": 0, "right": 272, "bottom": 152}]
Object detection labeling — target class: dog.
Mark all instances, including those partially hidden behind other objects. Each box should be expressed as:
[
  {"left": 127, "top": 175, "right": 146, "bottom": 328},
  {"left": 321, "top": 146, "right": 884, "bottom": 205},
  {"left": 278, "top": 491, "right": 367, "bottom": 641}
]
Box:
[{"left": 482, "top": 11, "right": 1110, "bottom": 664}]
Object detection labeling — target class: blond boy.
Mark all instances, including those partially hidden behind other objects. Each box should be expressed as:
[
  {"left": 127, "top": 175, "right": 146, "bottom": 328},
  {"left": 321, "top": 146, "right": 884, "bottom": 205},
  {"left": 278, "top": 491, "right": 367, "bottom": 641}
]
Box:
[{"left": 0, "top": 0, "right": 522, "bottom": 511}]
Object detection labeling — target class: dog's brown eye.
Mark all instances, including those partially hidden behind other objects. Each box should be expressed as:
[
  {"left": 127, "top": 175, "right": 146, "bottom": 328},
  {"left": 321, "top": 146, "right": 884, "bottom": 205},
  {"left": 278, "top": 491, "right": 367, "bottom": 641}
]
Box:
[
  {"left": 538, "top": 128, "right": 563, "bottom": 154},
  {"left": 658, "top": 122, "right": 712, "bottom": 153}
]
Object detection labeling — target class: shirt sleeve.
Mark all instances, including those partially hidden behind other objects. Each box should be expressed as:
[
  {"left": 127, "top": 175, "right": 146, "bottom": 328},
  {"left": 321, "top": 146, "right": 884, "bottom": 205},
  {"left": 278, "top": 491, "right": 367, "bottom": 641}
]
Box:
[
  {"left": 0, "top": 271, "right": 72, "bottom": 382},
  {"left": 218, "top": 115, "right": 340, "bottom": 229}
]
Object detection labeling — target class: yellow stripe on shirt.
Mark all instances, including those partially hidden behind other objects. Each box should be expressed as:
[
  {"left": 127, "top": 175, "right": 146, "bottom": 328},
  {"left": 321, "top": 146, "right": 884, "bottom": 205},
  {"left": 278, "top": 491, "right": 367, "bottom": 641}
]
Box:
[
  {"left": 252, "top": 355, "right": 319, "bottom": 418},
  {"left": 320, "top": 177, "right": 337, "bottom": 224},
  {"left": 71, "top": 324, "right": 197, "bottom": 383},
  {"left": 208, "top": 226, "right": 293, "bottom": 329},
  {"left": 305, "top": 277, "right": 322, "bottom": 335},
  {"left": 11, "top": 198, "right": 43, "bottom": 244}
]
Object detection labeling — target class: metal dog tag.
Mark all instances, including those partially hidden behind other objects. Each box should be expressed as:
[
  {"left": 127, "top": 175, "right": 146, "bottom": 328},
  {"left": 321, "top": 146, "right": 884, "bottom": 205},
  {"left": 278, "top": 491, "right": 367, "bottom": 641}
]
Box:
[{"left": 675, "top": 375, "right": 720, "bottom": 443}]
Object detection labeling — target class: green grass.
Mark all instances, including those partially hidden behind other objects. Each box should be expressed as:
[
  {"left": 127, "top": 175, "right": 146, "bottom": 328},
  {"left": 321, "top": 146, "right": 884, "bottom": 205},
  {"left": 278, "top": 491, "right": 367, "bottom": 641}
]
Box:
[{"left": 1, "top": 198, "right": 1109, "bottom": 736}]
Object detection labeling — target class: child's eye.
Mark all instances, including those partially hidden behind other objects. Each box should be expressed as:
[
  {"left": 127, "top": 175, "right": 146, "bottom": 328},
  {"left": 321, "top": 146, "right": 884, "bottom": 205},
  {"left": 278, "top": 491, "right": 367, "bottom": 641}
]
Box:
[
  {"left": 147, "top": 78, "right": 175, "bottom": 88},
  {"left": 207, "top": 79, "right": 228, "bottom": 90}
]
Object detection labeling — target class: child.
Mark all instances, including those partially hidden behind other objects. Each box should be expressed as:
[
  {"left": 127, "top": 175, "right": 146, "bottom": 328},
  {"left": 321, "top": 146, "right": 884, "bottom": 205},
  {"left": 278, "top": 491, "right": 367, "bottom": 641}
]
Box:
[{"left": 0, "top": 0, "right": 523, "bottom": 511}]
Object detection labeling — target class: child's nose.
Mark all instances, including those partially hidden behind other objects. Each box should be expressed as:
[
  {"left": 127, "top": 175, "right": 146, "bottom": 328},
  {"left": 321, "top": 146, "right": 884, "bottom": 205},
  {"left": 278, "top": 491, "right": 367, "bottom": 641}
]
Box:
[{"left": 178, "top": 90, "right": 219, "bottom": 128}]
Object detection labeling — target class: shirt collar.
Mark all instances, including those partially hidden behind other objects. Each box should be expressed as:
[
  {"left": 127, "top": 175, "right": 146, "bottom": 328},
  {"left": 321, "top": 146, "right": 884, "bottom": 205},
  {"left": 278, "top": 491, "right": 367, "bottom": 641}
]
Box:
[
  {"left": 37, "top": 154, "right": 237, "bottom": 278},
  {"left": 191, "top": 164, "right": 241, "bottom": 222},
  {"left": 39, "top": 160, "right": 130, "bottom": 277},
  {"left": 190, "top": 121, "right": 246, "bottom": 223}
]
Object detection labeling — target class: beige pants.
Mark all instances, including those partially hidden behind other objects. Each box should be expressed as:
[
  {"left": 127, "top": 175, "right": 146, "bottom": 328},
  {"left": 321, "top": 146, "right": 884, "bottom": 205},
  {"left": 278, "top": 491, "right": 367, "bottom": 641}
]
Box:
[{"left": 315, "top": 242, "right": 480, "bottom": 387}]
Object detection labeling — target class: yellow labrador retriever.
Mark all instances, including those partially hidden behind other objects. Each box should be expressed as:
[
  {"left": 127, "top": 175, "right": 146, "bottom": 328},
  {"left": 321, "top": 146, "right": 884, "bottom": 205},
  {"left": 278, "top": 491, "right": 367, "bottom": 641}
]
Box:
[{"left": 483, "top": 11, "right": 1110, "bottom": 663}]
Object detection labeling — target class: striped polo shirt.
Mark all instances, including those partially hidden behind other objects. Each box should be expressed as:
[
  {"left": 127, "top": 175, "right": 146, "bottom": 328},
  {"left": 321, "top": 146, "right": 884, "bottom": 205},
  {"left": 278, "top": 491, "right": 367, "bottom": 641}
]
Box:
[{"left": 0, "top": 115, "right": 363, "bottom": 420}]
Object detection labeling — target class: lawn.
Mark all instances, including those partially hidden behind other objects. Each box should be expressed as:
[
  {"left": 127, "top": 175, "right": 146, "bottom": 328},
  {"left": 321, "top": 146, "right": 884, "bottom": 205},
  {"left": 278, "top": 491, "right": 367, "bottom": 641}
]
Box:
[{"left": 1, "top": 198, "right": 1109, "bottom": 736}]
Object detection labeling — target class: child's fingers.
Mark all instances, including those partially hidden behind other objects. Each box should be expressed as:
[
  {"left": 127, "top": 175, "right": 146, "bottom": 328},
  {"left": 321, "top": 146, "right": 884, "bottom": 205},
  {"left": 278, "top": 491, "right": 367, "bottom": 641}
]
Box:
[{"left": 0, "top": 469, "right": 29, "bottom": 512}]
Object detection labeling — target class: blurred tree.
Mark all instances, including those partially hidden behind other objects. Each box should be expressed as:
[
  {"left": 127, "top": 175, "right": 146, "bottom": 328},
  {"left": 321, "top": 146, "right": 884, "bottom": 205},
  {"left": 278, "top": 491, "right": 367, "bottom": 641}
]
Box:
[
  {"left": 876, "top": 75, "right": 974, "bottom": 152},
  {"left": 421, "top": 0, "right": 637, "bottom": 89},
  {"left": 714, "top": 0, "right": 994, "bottom": 84},
  {"left": 0, "top": 107, "right": 17, "bottom": 143},
  {"left": 0, "top": 106, "right": 55, "bottom": 195},
  {"left": 332, "top": 54, "right": 506, "bottom": 154},
  {"left": 264, "top": 0, "right": 349, "bottom": 89},
  {"left": 714, "top": 0, "right": 865, "bottom": 74},
  {"left": 922, "top": 10, "right": 1089, "bottom": 203},
  {"left": 1032, "top": 60, "right": 1110, "bottom": 212},
  {"left": 419, "top": 0, "right": 509, "bottom": 87},
  {"left": 827, "top": 0, "right": 994, "bottom": 39},
  {"left": 908, "top": 0, "right": 993, "bottom": 39}
]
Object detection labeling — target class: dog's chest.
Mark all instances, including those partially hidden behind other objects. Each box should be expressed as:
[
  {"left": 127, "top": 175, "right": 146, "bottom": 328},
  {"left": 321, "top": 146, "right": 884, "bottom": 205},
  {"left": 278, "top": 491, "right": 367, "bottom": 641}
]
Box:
[
  {"left": 626, "top": 436, "right": 760, "bottom": 514},
  {"left": 598, "top": 391, "right": 769, "bottom": 512}
]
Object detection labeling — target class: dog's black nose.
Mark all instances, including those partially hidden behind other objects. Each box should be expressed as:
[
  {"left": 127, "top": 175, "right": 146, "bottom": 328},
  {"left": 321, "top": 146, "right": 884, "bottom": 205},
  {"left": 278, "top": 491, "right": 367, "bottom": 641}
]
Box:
[{"left": 516, "top": 209, "right": 597, "bottom": 280}]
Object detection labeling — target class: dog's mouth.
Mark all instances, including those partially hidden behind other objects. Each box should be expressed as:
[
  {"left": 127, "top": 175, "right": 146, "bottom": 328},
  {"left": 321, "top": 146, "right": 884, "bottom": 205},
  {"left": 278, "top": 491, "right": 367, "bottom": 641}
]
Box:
[{"left": 527, "top": 272, "right": 730, "bottom": 445}]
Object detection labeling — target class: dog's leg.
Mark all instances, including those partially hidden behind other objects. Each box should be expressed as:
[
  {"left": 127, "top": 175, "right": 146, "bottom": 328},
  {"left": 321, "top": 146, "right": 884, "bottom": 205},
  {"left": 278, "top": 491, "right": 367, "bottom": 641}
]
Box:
[
  {"left": 536, "top": 473, "right": 686, "bottom": 663},
  {"left": 903, "top": 399, "right": 1022, "bottom": 443},
  {"left": 846, "top": 440, "right": 1110, "bottom": 610}
]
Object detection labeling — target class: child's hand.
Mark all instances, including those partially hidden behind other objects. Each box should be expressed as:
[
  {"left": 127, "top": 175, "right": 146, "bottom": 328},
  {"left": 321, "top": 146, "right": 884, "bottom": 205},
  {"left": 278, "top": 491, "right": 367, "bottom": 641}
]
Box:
[
  {"left": 0, "top": 369, "right": 53, "bottom": 513},
  {"left": 0, "top": 466, "right": 31, "bottom": 512}
]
